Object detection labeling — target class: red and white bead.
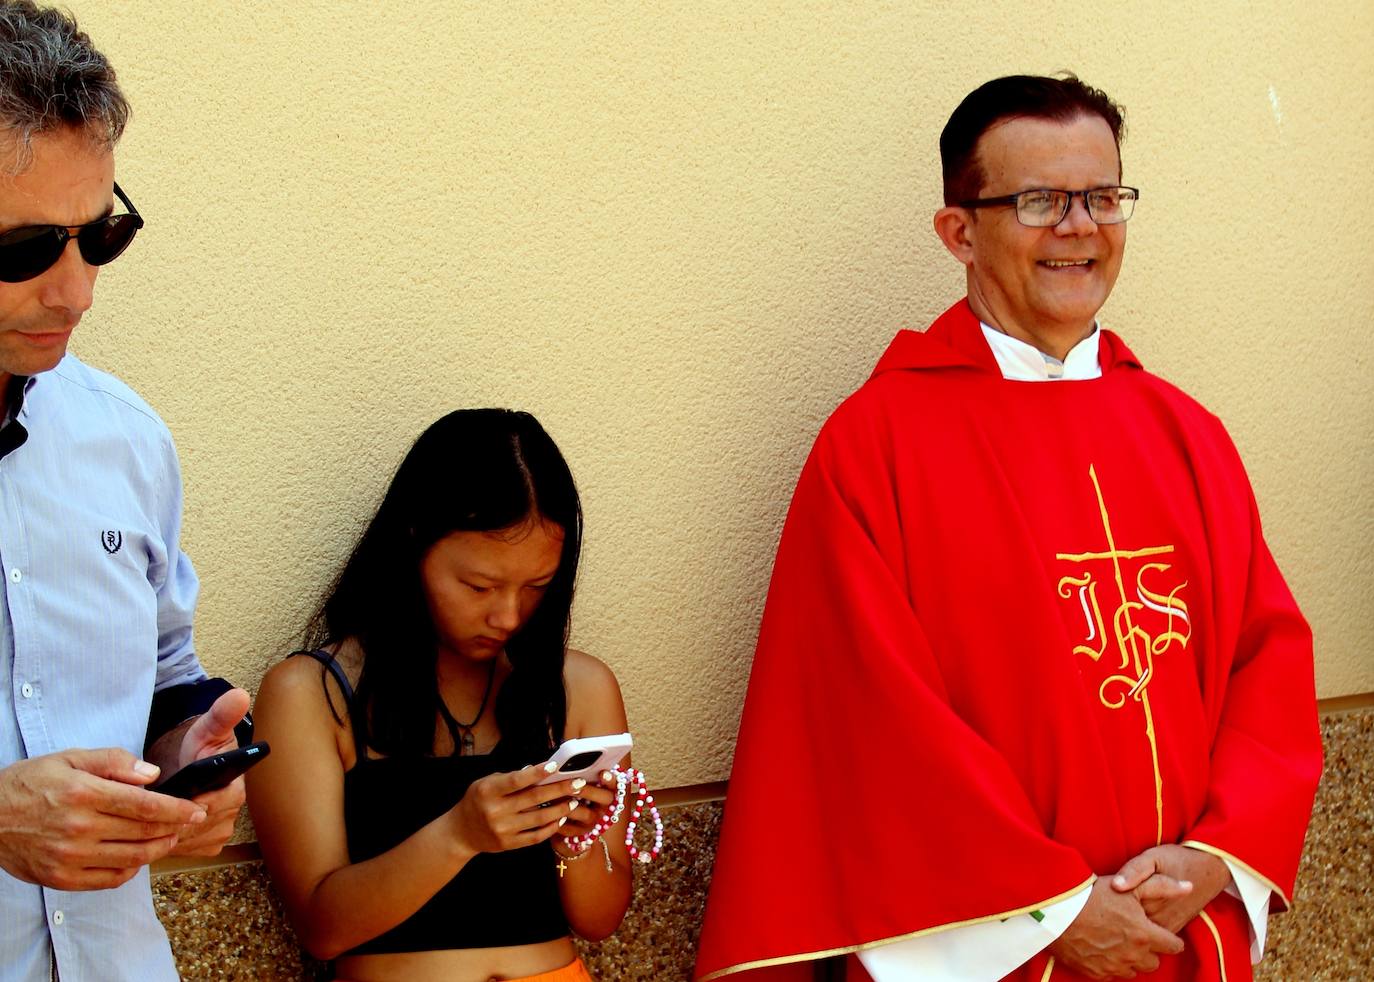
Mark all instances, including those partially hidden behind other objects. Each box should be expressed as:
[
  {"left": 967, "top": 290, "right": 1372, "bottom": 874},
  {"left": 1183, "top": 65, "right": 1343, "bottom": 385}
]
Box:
[{"left": 560, "top": 766, "right": 664, "bottom": 865}]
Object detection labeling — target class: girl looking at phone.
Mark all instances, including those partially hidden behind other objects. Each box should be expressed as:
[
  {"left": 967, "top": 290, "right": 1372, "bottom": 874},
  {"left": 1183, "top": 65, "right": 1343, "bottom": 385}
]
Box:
[{"left": 246, "top": 410, "right": 631, "bottom": 982}]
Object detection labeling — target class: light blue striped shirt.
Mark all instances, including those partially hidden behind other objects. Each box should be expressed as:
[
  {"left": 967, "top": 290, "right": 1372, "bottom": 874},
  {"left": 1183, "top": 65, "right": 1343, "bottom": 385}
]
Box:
[{"left": 0, "top": 354, "right": 204, "bottom": 982}]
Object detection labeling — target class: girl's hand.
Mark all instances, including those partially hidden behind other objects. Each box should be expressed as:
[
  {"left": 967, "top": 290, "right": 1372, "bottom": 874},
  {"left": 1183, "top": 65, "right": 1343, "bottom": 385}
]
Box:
[
  {"left": 448, "top": 763, "right": 584, "bottom": 855},
  {"left": 556, "top": 769, "right": 618, "bottom": 840}
]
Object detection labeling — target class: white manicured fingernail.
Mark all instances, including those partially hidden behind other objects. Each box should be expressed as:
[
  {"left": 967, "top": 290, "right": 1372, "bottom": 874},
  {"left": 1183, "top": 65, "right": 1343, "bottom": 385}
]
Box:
[
  {"left": 568, "top": 800, "right": 580, "bottom": 812},
  {"left": 558, "top": 817, "right": 568, "bottom": 827},
  {"left": 570, "top": 778, "right": 587, "bottom": 791},
  {"left": 543, "top": 761, "right": 558, "bottom": 773}
]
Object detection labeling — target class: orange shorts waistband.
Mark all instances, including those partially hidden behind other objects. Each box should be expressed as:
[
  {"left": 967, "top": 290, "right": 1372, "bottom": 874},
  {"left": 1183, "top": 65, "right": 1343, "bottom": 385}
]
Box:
[{"left": 511, "top": 958, "right": 594, "bottom": 982}]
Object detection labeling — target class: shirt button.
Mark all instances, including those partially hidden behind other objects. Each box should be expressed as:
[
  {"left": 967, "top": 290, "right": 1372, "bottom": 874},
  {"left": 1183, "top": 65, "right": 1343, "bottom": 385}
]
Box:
[
  {"left": 20, "top": 683, "right": 33, "bottom": 699},
  {"left": 52, "top": 909, "right": 64, "bottom": 926},
  {"left": 7, "top": 568, "right": 19, "bottom": 583}
]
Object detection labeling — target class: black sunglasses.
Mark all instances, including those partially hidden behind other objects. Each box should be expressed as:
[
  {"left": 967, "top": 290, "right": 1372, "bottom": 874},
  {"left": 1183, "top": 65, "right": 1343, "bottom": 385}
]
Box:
[{"left": 0, "top": 182, "right": 144, "bottom": 284}]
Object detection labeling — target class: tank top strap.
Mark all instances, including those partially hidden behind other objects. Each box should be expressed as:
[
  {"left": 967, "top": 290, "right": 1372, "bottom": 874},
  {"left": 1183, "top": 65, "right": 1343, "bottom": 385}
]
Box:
[{"left": 287, "top": 648, "right": 366, "bottom": 760}]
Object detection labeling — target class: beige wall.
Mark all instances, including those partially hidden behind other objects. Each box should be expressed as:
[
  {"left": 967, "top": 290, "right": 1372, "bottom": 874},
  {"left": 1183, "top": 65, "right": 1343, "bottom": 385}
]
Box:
[{"left": 65, "top": 2, "right": 1372, "bottom": 785}]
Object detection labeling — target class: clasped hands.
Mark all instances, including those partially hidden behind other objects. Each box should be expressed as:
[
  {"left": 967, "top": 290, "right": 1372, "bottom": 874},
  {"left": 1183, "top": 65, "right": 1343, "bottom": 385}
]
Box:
[
  {"left": 0, "top": 689, "right": 250, "bottom": 892},
  {"left": 1048, "top": 844, "right": 1230, "bottom": 980}
]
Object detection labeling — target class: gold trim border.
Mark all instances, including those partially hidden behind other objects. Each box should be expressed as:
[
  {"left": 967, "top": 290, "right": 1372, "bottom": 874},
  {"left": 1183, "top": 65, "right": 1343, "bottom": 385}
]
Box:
[
  {"left": 695, "top": 876, "right": 1095, "bottom": 982},
  {"left": 1197, "top": 910, "right": 1231, "bottom": 982},
  {"left": 1179, "top": 839, "right": 1291, "bottom": 910}
]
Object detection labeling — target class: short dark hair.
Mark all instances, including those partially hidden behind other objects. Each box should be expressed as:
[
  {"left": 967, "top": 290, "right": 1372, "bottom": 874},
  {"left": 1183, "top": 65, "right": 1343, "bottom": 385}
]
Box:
[
  {"left": 940, "top": 74, "right": 1124, "bottom": 205},
  {"left": 305, "top": 409, "right": 583, "bottom": 762},
  {"left": 0, "top": 0, "right": 128, "bottom": 168}
]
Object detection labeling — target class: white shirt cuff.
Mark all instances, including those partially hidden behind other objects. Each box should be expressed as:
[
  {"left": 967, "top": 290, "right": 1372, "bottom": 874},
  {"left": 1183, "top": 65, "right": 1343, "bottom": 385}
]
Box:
[
  {"left": 1222, "top": 860, "right": 1272, "bottom": 964},
  {"left": 857, "top": 887, "right": 1090, "bottom": 982},
  {"left": 856, "top": 860, "right": 1272, "bottom": 982}
]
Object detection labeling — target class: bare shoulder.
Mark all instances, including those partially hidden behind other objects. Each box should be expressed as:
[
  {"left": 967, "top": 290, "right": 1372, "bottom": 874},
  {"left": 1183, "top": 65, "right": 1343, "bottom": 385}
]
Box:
[
  {"left": 563, "top": 648, "right": 628, "bottom": 737},
  {"left": 564, "top": 648, "right": 620, "bottom": 691},
  {"left": 258, "top": 652, "right": 328, "bottom": 700},
  {"left": 250, "top": 649, "right": 358, "bottom": 793},
  {"left": 257, "top": 646, "right": 355, "bottom": 724}
]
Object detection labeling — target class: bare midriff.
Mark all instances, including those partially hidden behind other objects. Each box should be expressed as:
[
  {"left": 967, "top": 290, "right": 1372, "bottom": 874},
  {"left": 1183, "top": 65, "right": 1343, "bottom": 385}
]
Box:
[{"left": 332, "top": 936, "right": 578, "bottom": 982}]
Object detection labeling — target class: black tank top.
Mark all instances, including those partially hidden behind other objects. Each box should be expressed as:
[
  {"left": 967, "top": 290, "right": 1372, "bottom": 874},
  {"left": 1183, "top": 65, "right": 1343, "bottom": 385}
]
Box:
[{"left": 291, "top": 650, "right": 569, "bottom": 954}]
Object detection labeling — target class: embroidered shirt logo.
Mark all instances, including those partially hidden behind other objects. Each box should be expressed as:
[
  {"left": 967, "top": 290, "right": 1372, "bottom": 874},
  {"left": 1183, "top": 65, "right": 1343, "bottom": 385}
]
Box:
[{"left": 101, "top": 530, "right": 123, "bottom": 555}]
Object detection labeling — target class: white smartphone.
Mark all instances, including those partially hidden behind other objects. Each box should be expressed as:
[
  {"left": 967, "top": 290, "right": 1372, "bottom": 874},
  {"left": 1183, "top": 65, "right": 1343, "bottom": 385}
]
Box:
[{"left": 537, "top": 732, "right": 632, "bottom": 785}]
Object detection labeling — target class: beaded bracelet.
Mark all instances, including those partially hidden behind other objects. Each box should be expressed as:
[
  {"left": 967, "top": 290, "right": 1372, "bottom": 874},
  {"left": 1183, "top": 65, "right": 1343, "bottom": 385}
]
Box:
[
  {"left": 553, "top": 836, "right": 613, "bottom": 877},
  {"left": 551, "top": 840, "right": 590, "bottom": 878},
  {"left": 559, "top": 766, "right": 664, "bottom": 866}
]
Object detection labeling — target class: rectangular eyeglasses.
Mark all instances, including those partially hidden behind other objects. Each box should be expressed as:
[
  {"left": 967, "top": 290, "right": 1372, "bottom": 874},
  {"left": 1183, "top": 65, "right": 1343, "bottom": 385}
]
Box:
[{"left": 958, "top": 186, "right": 1139, "bottom": 227}]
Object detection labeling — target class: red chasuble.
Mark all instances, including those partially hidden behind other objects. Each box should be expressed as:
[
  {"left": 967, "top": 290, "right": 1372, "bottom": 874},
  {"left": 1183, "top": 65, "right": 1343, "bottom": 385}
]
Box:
[{"left": 694, "top": 301, "right": 1321, "bottom": 982}]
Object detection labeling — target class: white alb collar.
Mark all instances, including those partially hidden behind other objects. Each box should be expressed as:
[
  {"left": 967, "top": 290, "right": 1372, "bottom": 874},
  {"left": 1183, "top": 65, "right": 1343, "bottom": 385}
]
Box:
[{"left": 979, "top": 322, "right": 1103, "bottom": 381}]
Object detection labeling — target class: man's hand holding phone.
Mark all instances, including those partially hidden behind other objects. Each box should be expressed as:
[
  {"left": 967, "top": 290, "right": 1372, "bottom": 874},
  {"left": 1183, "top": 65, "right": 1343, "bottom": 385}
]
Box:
[
  {"left": 0, "top": 748, "right": 206, "bottom": 891},
  {"left": 151, "top": 688, "right": 254, "bottom": 857}
]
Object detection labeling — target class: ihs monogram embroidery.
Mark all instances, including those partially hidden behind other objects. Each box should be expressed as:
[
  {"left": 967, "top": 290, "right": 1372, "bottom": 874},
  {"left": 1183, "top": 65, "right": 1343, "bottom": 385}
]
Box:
[
  {"left": 1055, "top": 465, "right": 1191, "bottom": 843},
  {"left": 101, "top": 530, "right": 123, "bottom": 554}
]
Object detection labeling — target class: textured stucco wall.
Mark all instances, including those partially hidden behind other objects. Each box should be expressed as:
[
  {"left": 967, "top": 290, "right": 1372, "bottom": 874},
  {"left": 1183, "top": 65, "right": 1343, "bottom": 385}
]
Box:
[{"left": 62, "top": 2, "right": 1373, "bottom": 785}]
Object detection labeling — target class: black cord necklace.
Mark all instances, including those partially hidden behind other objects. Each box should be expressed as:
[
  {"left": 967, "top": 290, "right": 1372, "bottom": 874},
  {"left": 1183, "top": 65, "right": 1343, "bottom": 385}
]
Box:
[{"left": 440, "top": 658, "right": 498, "bottom": 756}]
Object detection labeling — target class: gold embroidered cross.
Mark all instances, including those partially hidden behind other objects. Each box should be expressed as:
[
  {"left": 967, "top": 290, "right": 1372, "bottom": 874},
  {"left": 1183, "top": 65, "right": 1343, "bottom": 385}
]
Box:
[{"left": 1054, "top": 464, "right": 1191, "bottom": 845}]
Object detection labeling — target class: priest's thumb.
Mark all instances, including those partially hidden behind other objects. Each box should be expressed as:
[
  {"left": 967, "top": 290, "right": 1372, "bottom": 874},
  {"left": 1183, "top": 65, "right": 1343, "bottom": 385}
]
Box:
[{"left": 1111, "top": 853, "right": 1162, "bottom": 892}]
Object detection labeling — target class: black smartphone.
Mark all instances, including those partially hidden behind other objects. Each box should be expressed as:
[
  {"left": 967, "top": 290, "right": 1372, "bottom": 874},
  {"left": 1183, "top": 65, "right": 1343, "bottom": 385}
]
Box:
[{"left": 155, "top": 741, "right": 271, "bottom": 799}]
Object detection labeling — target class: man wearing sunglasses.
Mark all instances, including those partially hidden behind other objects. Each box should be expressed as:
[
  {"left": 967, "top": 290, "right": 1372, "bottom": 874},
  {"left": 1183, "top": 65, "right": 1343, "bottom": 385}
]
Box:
[
  {"left": 0, "top": 3, "right": 250, "bottom": 979},
  {"left": 697, "top": 75, "right": 1320, "bottom": 982}
]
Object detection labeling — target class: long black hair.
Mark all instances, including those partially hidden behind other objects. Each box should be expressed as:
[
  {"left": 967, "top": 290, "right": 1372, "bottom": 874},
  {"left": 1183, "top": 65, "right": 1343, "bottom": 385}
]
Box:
[{"left": 303, "top": 409, "right": 582, "bottom": 762}]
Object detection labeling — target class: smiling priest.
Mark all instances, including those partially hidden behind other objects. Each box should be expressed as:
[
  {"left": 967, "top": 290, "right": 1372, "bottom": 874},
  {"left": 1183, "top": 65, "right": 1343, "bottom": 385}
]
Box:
[{"left": 694, "top": 75, "right": 1321, "bottom": 982}]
